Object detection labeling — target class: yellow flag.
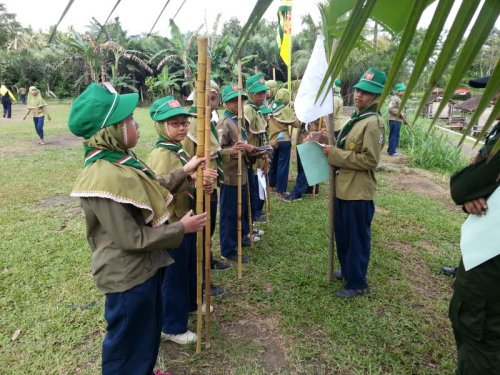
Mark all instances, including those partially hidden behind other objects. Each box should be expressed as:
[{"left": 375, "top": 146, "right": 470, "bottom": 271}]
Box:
[{"left": 276, "top": 0, "right": 292, "bottom": 67}]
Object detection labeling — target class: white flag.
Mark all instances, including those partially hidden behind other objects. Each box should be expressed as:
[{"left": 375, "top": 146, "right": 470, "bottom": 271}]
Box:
[{"left": 294, "top": 33, "right": 334, "bottom": 123}]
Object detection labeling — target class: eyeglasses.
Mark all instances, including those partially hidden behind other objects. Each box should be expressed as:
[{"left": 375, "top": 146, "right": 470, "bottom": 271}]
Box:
[{"left": 167, "top": 121, "right": 190, "bottom": 128}]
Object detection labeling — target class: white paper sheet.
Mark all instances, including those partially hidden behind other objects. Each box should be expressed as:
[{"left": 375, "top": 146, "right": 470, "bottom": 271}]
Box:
[{"left": 461, "top": 187, "right": 500, "bottom": 270}]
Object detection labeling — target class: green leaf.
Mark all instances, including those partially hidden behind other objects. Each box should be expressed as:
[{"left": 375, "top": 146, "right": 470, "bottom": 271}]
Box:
[
  {"left": 229, "top": 0, "right": 274, "bottom": 62},
  {"left": 399, "top": 0, "right": 455, "bottom": 112},
  {"left": 460, "top": 58, "right": 500, "bottom": 146},
  {"left": 47, "top": 0, "right": 76, "bottom": 44},
  {"left": 429, "top": 0, "right": 500, "bottom": 134},
  {"left": 376, "top": 0, "right": 429, "bottom": 109},
  {"left": 411, "top": 0, "right": 481, "bottom": 127}
]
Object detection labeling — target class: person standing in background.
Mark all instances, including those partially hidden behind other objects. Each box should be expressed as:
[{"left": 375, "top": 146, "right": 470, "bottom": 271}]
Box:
[
  {"left": 387, "top": 83, "right": 407, "bottom": 156},
  {"left": 1, "top": 84, "right": 16, "bottom": 118},
  {"left": 22, "top": 86, "right": 51, "bottom": 144}
]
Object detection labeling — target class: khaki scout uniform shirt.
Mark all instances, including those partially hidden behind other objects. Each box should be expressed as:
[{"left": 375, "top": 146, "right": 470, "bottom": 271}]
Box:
[
  {"left": 333, "top": 94, "right": 345, "bottom": 132},
  {"left": 388, "top": 95, "right": 405, "bottom": 122},
  {"left": 147, "top": 148, "right": 194, "bottom": 223},
  {"left": 183, "top": 117, "right": 221, "bottom": 171},
  {"left": 327, "top": 114, "right": 385, "bottom": 200},
  {"left": 268, "top": 106, "right": 300, "bottom": 147},
  {"left": 80, "top": 167, "right": 189, "bottom": 294},
  {"left": 217, "top": 116, "right": 248, "bottom": 186}
]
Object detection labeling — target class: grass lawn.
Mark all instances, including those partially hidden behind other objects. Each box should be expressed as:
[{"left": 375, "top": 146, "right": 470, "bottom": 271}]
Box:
[{"left": 0, "top": 103, "right": 462, "bottom": 374}]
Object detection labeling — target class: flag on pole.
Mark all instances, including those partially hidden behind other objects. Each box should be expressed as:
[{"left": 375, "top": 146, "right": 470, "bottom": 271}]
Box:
[
  {"left": 294, "top": 33, "right": 334, "bottom": 124},
  {"left": 276, "top": 0, "right": 292, "bottom": 67}
]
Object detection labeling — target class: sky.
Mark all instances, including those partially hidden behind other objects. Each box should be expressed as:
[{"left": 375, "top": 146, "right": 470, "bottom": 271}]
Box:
[{"left": 3, "top": 0, "right": 496, "bottom": 37}]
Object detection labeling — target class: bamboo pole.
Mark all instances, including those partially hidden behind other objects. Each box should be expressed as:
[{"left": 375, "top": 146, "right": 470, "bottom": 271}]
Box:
[
  {"left": 272, "top": 67, "right": 276, "bottom": 81},
  {"left": 204, "top": 57, "right": 212, "bottom": 349},
  {"left": 246, "top": 177, "right": 254, "bottom": 251},
  {"left": 312, "top": 117, "right": 323, "bottom": 200},
  {"left": 326, "top": 115, "right": 336, "bottom": 283},
  {"left": 195, "top": 37, "right": 207, "bottom": 353},
  {"left": 237, "top": 60, "right": 243, "bottom": 280}
]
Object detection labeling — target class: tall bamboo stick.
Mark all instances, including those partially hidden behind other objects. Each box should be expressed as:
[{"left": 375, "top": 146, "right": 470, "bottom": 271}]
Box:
[
  {"left": 237, "top": 60, "right": 243, "bottom": 280},
  {"left": 246, "top": 178, "right": 254, "bottom": 250},
  {"left": 272, "top": 67, "right": 276, "bottom": 81},
  {"left": 195, "top": 37, "right": 207, "bottom": 353},
  {"left": 312, "top": 118, "right": 324, "bottom": 200},
  {"left": 326, "top": 115, "right": 336, "bottom": 283},
  {"left": 204, "top": 57, "right": 212, "bottom": 348}
]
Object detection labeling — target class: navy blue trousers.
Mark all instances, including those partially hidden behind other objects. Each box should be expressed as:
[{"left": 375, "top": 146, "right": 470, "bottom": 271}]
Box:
[
  {"left": 269, "top": 141, "right": 291, "bottom": 193},
  {"left": 248, "top": 168, "right": 264, "bottom": 220},
  {"left": 291, "top": 150, "right": 318, "bottom": 198},
  {"left": 102, "top": 270, "right": 163, "bottom": 375},
  {"left": 162, "top": 233, "right": 197, "bottom": 334},
  {"left": 388, "top": 120, "right": 402, "bottom": 155},
  {"left": 219, "top": 184, "right": 249, "bottom": 258},
  {"left": 2, "top": 100, "right": 12, "bottom": 118},
  {"left": 33, "top": 116, "right": 45, "bottom": 139},
  {"left": 334, "top": 198, "right": 375, "bottom": 290},
  {"left": 210, "top": 190, "right": 218, "bottom": 236}
]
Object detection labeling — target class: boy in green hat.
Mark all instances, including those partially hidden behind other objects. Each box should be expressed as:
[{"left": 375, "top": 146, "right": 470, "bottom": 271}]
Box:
[
  {"left": 217, "top": 83, "right": 256, "bottom": 263},
  {"left": 387, "top": 82, "right": 407, "bottom": 156},
  {"left": 147, "top": 96, "right": 217, "bottom": 345},
  {"left": 268, "top": 88, "right": 300, "bottom": 199},
  {"left": 183, "top": 80, "right": 231, "bottom": 279},
  {"left": 321, "top": 68, "right": 386, "bottom": 298},
  {"left": 68, "top": 83, "right": 207, "bottom": 374},
  {"left": 245, "top": 74, "right": 270, "bottom": 224}
]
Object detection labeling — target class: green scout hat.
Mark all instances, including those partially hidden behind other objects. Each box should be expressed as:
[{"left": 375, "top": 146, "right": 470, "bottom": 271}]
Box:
[
  {"left": 271, "top": 100, "right": 285, "bottom": 114},
  {"left": 395, "top": 83, "right": 407, "bottom": 92},
  {"left": 149, "top": 96, "right": 193, "bottom": 122},
  {"left": 353, "top": 68, "right": 386, "bottom": 94},
  {"left": 246, "top": 74, "right": 269, "bottom": 94},
  {"left": 221, "top": 83, "right": 248, "bottom": 103},
  {"left": 259, "top": 104, "right": 272, "bottom": 115},
  {"left": 68, "top": 83, "right": 139, "bottom": 139}
]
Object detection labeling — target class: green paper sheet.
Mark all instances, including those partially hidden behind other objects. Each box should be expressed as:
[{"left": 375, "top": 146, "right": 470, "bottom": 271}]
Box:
[{"left": 297, "top": 142, "right": 330, "bottom": 186}]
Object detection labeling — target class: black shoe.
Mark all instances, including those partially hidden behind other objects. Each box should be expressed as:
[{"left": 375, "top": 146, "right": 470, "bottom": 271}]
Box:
[
  {"left": 333, "top": 270, "right": 344, "bottom": 280},
  {"left": 282, "top": 193, "right": 303, "bottom": 202},
  {"left": 334, "top": 287, "right": 369, "bottom": 299},
  {"left": 221, "top": 254, "right": 249, "bottom": 264},
  {"left": 442, "top": 266, "right": 458, "bottom": 277},
  {"left": 254, "top": 217, "right": 267, "bottom": 225},
  {"left": 211, "top": 259, "right": 231, "bottom": 271},
  {"left": 210, "top": 283, "right": 226, "bottom": 297}
]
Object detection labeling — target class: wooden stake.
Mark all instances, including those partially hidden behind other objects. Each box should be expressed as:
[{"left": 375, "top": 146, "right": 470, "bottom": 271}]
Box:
[
  {"left": 237, "top": 60, "right": 243, "bottom": 280},
  {"left": 246, "top": 178, "right": 254, "bottom": 251},
  {"left": 326, "top": 115, "right": 336, "bottom": 282},
  {"left": 204, "top": 57, "right": 212, "bottom": 349},
  {"left": 195, "top": 36, "right": 207, "bottom": 353}
]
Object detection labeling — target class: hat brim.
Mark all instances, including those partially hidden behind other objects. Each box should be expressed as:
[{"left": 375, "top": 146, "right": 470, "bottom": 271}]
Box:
[
  {"left": 248, "top": 83, "right": 269, "bottom": 94},
  {"left": 469, "top": 76, "right": 489, "bottom": 88},
  {"left": 222, "top": 91, "right": 248, "bottom": 103},
  {"left": 353, "top": 81, "right": 383, "bottom": 94},
  {"left": 260, "top": 108, "right": 272, "bottom": 115},
  {"left": 105, "top": 93, "right": 139, "bottom": 126},
  {"left": 154, "top": 107, "right": 194, "bottom": 122}
]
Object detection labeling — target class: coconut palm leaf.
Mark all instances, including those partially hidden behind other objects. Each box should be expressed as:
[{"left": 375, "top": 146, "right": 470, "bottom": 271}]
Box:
[
  {"left": 411, "top": 0, "right": 481, "bottom": 126},
  {"left": 148, "top": 0, "right": 172, "bottom": 37},
  {"left": 398, "top": 0, "right": 455, "bottom": 112},
  {"left": 428, "top": 0, "right": 499, "bottom": 129},
  {"left": 461, "top": 58, "right": 500, "bottom": 146},
  {"left": 47, "top": 0, "right": 76, "bottom": 44}
]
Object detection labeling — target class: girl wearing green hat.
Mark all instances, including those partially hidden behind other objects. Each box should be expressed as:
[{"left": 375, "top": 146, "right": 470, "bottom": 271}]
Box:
[
  {"left": 320, "top": 68, "right": 386, "bottom": 299},
  {"left": 182, "top": 81, "right": 231, "bottom": 278},
  {"left": 217, "top": 83, "right": 256, "bottom": 262},
  {"left": 245, "top": 74, "right": 270, "bottom": 223},
  {"left": 68, "top": 83, "right": 207, "bottom": 374},
  {"left": 147, "top": 96, "right": 217, "bottom": 345}
]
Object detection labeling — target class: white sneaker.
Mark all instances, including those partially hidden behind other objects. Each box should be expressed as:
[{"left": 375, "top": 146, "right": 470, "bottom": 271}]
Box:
[
  {"left": 162, "top": 330, "right": 197, "bottom": 345},
  {"left": 252, "top": 229, "right": 264, "bottom": 236},
  {"left": 189, "top": 303, "right": 214, "bottom": 315},
  {"left": 245, "top": 234, "right": 261, "bottom": 242}
]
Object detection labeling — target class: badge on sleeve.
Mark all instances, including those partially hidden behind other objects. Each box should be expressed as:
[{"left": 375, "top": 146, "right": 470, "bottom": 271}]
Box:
[{"left": 348, "top": 142, "right": 356, "bottom": 150}]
